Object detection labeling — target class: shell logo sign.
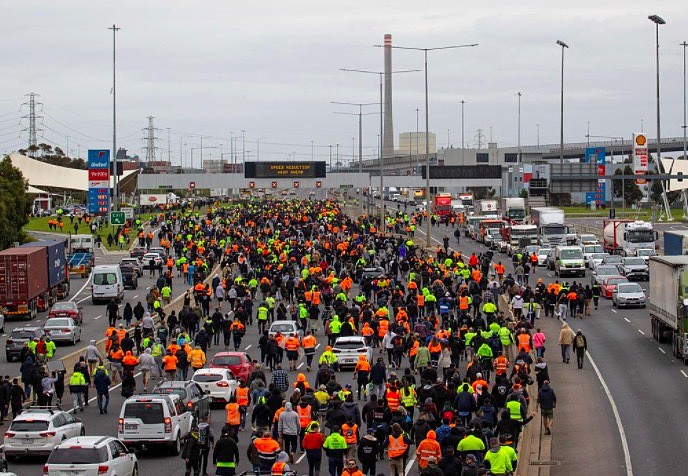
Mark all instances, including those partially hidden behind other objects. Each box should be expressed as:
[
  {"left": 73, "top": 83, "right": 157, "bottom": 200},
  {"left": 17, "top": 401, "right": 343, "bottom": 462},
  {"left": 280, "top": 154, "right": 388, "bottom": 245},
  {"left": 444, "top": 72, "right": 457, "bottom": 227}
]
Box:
[{"left": 635, "top": 134, "right": 647, "bottom": 146}]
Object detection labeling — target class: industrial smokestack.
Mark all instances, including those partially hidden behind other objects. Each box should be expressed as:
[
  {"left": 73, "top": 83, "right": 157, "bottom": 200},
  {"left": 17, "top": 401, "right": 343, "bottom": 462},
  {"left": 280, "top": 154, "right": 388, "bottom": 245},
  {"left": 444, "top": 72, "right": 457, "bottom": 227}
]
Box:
[{"left": 383, "top": 34, "right": 394, "bottom": 160}]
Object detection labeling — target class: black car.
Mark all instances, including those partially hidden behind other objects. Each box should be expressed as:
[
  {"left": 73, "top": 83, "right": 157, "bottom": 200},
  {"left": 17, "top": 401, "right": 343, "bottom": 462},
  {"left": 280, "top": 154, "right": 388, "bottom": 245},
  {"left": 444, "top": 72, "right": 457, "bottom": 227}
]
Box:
[
  {"left": 130, "top": 246, "right": 147, "bottom": 259},
  {"left": 119, "top": 264, "right": 138, "bottom": 290},
  {"left": 6, "top": 327, "right": 45, "bottom": 362},
  {"left": 151, "top": 380, "right": 211, "bottom": 420}
]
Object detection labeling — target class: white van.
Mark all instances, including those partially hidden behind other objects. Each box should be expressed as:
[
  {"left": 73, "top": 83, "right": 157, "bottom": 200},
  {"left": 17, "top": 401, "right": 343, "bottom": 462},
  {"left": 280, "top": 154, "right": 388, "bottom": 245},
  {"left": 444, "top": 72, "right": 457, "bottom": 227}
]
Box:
[
  {"left": 554, "top": 245, "right": 586, "bottom": 278},
  {"left": 91, "top": 265, "right": 124, "bottom": 304}
]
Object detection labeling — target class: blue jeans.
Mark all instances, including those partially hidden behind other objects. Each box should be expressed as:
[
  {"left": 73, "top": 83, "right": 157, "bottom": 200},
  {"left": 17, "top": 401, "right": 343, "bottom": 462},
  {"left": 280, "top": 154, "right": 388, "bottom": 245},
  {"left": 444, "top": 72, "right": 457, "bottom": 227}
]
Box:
[
  {"left": 97, "top": 392, "right": 110, "bottom": 412},
  {"left": 24, "top": 383, "right": 32, "bottom": 399}
]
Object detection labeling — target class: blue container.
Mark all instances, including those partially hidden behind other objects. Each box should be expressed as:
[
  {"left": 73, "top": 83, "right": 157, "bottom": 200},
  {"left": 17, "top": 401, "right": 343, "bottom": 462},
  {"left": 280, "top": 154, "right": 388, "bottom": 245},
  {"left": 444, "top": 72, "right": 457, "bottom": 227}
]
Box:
[{"left": 21, "top": 239, "right": 68, "bottom": 287}]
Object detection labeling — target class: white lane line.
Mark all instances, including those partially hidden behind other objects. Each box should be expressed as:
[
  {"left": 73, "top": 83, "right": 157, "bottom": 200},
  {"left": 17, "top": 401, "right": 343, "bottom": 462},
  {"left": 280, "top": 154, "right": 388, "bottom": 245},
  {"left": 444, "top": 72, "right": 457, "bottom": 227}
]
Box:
[
  {"left": 76, "top": 296, "right": 90, "bottom": 304},
  {"left": 245, "top": 345, "right": 252, "bottom": 350},
  {"left": 315, "top": 343, "right": 321, "bottom": 349},
  {"left": 611, "top": 309, "right": 617, "bottom": 314},
  {"left": 69, "top": 275, "right": 92, "bottom": 302},
  {"left": 624, "top": 318, "right": 630, "bottom": 323},
  {"left": 658, "top": 348, "right": 666, "bottom": 354},
  {"left": 404, "top": 456, "right": 417, "bottom": 476},
  {"left": 296, "top": 453, "right": 306, "bottom": 464},
  {"left": 133, "top": 295, "right": 139, "bottom": 299},
  {"left": 586, "top": 352, "right": 634, "bottom": 476},
  {"left": 94, "top": 316, "right": 101, "bottom": 320},
  {"left": 681, "top": 370, "right": 688, "bottom": 378},
  {"left": 297, "top": 363, "right": 304, "bottom": 369},
  {"left": 638, "top": 329, "right": 645, "bottom": 335}
]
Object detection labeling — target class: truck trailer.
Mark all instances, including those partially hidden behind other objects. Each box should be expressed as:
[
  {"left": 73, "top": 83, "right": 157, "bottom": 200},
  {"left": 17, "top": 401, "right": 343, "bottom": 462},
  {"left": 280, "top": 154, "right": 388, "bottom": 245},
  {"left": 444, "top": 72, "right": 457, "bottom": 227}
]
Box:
[
  {"left": 663, "top": 230, "right": 688, "bottom": 256},
  {"left": 649, "top": 255, "right": 688, "bottom": 363},
  {"left": 603, "top": 220, "right": 657, "bottom": 256},
  {"left": 501, "top": 197, "right": 526, "bottom": 224}
]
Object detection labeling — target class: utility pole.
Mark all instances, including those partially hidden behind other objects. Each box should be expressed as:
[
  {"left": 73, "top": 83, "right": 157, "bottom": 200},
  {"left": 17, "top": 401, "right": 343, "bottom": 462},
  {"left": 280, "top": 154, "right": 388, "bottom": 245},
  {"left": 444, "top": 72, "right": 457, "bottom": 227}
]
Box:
[
  {"left": 21, "top": 92, "right": 42, "bottom": 157},
  {"left": 475, "top": 129, "right": 485, "bottom": 149},
  {"left": 517, "top": 92, "right": 522, "bottom": 163},
  {"left": 143, "top": 116, "right": 157, "bottom": 163},
  {"left": 329, "top": 145, "right": 332, "bottom": 172},
  {"left": 460, "top": 100, "right": 466, "bottom": 162},
  {"left": 109, "top": 24, "right": 121, "bottom": 210},
  {"left": 336, "top": 143, "right": 339, "bottom": 172}
]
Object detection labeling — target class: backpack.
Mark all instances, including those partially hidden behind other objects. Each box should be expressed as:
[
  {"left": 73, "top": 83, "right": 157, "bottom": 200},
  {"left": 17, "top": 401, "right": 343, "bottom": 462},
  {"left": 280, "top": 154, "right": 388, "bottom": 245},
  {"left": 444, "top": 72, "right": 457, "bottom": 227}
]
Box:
[{"left": 576, "top": 335, "right": 585, "bottom": 348}]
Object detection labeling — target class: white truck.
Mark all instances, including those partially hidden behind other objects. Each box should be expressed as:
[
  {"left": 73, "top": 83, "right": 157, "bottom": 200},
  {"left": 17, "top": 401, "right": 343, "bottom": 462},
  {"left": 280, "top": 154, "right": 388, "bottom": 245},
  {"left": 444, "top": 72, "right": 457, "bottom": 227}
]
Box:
[
  {"left": 478, "top": 199, "right": 499, "bottom": 215},
  {"left": 502, "top": 224, "right": 538, "bottom": 256},
  {"left": 649, "top": 255, "right": 688, "bottom": 363},
  {"left": 531, "top": 207, "right": 569, "bottom": 247},
  {"left": 501, "top": 197, "right": 526, "bottom": 224},
  {"left": 603, "top": 219, "right": 657, "bottom": 256}
]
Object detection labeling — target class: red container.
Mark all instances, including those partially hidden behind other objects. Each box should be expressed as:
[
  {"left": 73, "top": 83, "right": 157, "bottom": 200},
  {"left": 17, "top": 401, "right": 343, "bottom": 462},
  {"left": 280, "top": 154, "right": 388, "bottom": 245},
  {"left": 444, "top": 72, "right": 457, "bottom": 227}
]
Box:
[{"left": 0, "top": 247, "right": 49, "bottom": 302}]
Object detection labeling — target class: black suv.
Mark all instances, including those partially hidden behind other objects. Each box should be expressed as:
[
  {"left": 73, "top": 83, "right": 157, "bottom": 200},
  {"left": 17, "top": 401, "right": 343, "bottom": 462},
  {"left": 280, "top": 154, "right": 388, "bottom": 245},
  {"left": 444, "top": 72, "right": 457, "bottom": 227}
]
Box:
[
  {"left": 6, "top": 327, "right": 45, "bottom": 362},
  {"left": 152, "top": 381, "right": 210, "bottom": 421},
  {"left": 119, "top": 264, "right": 138, "bottom": 290}
]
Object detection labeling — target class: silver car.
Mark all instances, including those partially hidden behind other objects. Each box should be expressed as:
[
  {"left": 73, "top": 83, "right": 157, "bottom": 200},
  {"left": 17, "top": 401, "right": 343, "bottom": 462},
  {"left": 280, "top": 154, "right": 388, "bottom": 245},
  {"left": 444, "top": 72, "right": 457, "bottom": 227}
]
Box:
[
  {"left": 332, "top": 336, "right": 373, "bottom": 369},
  {"left": 43, "top": 318, "right": 82, "bottom": 345},
  {"left": 612, "top": 282, "right": 647, "bottom": 308}
]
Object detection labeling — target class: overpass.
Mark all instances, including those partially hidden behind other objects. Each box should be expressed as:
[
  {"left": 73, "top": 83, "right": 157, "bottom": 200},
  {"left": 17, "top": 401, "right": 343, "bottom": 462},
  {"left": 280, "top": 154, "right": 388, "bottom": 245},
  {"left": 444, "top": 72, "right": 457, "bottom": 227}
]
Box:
[{"left": 136, "top": 171, "right": 501, "bottom": 191}]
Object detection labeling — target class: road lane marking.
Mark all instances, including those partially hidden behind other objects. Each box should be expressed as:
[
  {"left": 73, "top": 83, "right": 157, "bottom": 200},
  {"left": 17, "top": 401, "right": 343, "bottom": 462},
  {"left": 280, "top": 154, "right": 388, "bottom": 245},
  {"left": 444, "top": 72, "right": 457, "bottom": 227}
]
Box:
[
  {"left": 624, "top": 318, "right": 630, "bottom": 322},
  {"left": 682, "top": 370, "right": 688, "bottom": 378},
  {"left": 94, "top": 316, "right": 101, "bottom": 320},
  {"left": 404, "top": 456, "right": 416, "bottom": 476},
  {"left": 638, "top": 329, "right": 645, "bottom": 335},
  {"left": 586, "top": 352, "right": 634, "bottom": 476},
  {"left": 296, "top": 453, "right": 306, "bottom": 464},
  {"left": 315, "top": 344, "right": 321, "bottom": 349},
  {"left": 76, "top": 296, "right": 90, "bottom": 304},
  {"left": 69, "top": 275, "right": 92, "bottom": 302},
  {"left": 245, "top": 345, "right": 252, "bottom": 350},
  {"left": 133, "top": 295, "right": 138, "bottom": 299},
  {"left": 658, "top": 347, "right": 666, "bottom": 354},
  {"left": 611, "top": 309, "right": 617, "bottom": 313},
  {"left": 297, "top": 363, "right": 304, "bottom": 369}
]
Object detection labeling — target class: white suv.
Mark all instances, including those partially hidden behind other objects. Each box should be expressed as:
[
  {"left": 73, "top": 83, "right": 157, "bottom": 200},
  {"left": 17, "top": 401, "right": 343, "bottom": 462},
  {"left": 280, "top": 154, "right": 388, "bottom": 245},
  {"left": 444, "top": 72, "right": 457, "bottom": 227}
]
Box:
[
  {"left": 332, "top": 336, "right": 373, "bottom": 369},
  {"left": 118, "top": 394, "right": 193, "bottom": 454},
  {"left": 4, "top": 407, "right": 85, "bottom": 459},
  {"left": 44, "top": 436, "right": 138, "bottom": 476}
]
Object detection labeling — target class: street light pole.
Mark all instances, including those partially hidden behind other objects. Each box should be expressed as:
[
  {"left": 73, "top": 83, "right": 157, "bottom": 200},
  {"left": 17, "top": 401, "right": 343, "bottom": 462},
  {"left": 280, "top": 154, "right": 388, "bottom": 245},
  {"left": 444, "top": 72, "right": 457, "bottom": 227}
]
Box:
[
  {"left": 109, "top": 24, "right": 120, "bottom": 211},
  {"left": 461, "top": 100, "right": 466, "bottom": 163},
  {"left": 556, "top": 40, "right": 569, "bottom": 164},
  {"left": 682, "top": 41, "right": 688, "bottom": 217},
  {"left": 377, "top": 42, "right": 478, "bottom": 247},
  {"left": 649, "top": 14, "right": 671, "bottom": 220}
]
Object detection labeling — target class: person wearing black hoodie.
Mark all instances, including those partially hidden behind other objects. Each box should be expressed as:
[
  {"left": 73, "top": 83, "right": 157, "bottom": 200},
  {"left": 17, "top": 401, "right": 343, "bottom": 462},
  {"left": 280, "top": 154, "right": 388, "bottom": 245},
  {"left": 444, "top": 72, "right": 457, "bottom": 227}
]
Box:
[
  {"left": 438, "top": 446, "right": 463, "bottom": 475},
  {"left": 537, "top": 380, "right": 557, "bottom": 435},
  {"left": 341, "top": 393, "right": 361, "bottom": 427},
  {"left": 357, "top": 428, "right": 380, "bottom": 476},
  {"left": 361, "top": 394, "right": 378, "bottom": 429}
]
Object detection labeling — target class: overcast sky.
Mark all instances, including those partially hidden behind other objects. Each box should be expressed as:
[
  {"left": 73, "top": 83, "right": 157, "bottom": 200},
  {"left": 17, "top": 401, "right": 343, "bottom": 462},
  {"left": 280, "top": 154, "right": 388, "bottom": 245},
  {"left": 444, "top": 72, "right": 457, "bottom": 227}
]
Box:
[{"left": 1, "top": 0, "right": 688, "bottom": 165}]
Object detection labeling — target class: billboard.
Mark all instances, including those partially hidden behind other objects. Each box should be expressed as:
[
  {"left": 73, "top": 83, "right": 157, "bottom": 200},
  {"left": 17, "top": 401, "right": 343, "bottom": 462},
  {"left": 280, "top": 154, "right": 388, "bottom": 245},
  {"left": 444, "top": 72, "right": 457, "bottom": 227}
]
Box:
[
  {"left": 584, "top": 147, "right": 606, "bottom": 205},
  {"left": 244, "top": 161, "right": 327, "bottom": 179},
  {"left": 633, "top": 133, "right": 648, "bottom": 184},
  {"left": 87, "top": 150, "right": 110, "bottom": 215}
]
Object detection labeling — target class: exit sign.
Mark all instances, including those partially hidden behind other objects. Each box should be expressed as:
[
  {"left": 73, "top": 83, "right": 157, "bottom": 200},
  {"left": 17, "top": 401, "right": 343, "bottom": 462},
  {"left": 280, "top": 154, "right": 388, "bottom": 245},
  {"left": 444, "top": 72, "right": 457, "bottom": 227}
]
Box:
[{"left": 110, "top": 211, "right": 126, "bottom": 225}]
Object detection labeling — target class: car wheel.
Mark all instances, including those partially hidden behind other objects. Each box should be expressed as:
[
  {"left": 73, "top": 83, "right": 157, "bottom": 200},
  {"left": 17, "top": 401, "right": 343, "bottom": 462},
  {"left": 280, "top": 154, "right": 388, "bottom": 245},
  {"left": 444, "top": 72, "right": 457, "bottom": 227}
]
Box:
[
  {"left": 171, "top": 434, "right": 181, "bottom": 455},
  {"left": 131, "top": 464, "right": 139, "bottom": 476}
]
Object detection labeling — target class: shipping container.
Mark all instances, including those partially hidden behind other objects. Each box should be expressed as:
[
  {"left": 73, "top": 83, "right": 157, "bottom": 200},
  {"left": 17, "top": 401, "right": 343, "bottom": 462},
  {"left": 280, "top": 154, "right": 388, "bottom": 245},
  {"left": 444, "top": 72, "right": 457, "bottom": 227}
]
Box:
[
  {"left": 21, "top": 240, "right": 67, "bottom": 288},
  {"left": 0, "top": 247, "right": 49, "bottom": 318}
]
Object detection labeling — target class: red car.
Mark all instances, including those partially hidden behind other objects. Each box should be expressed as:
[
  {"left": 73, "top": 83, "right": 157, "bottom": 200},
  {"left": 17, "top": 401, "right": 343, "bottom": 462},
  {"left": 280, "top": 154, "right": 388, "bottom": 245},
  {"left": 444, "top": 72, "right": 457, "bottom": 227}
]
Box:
[
  {"left": 601, "top": 276, "right": 629, "bottom": 299},
  {"left": 210, "top": 352, "right": 255, "bottom": 382},
  {"left": 48, "top": 301, "right": 83, "bottom": 325}
]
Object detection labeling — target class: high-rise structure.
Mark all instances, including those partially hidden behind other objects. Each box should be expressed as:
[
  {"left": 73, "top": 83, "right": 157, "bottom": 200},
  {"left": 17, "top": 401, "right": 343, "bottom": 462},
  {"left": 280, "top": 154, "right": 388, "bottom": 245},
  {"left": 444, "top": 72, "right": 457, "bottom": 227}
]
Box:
[{"left": 383, "top": 34, "right": 394, "bottom": 159}]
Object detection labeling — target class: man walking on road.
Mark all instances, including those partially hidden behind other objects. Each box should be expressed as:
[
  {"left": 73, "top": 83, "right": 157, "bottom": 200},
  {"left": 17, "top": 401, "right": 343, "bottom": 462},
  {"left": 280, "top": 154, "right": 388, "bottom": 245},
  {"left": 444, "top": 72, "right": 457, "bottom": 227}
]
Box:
[
  {"left": 537, "top": 380, "right": 557, "bottom": 435},
  {"left": 573, "top": 329, "right": 588, "bottom": 369},
  {"left": 558, "top": 323, "right": 575, "bottom": 364}
]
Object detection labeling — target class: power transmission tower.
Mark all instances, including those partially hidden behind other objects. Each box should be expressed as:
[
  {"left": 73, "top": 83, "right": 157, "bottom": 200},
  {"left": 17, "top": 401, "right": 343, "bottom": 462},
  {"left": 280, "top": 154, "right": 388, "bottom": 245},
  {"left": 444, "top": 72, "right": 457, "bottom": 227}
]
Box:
[
  {"left": 21, "top": 92, "right": 43, "bottom": 157},
  {"left": 142, "top": 116, "right": 158, "bottom": 163},
  {"left": 474, "top": 129, "right": 485, "bottom": 149}
]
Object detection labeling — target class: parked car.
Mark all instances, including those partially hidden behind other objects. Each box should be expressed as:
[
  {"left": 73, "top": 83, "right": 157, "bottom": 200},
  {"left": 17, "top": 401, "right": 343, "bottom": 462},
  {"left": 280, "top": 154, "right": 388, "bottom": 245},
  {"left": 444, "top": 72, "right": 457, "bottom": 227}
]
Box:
[
  {"left": 118, "top": 393, "right": 193, "bottom": 454},
  {"left": 5, "top": 327, "right": 45, "bottom": 362},
  {"left": 601, "top": 276, "right": 629, "bottom": 299},
  {"left": 612, "top": 282, "right": 647, "bottom": 308},
  {"left": 4, "top": 408, "right": 85, "bottom": 459},
  {"left": 620, "top": 256, "right": 650, "bottom": 281},
  {"left": 331, "top": 336, "right": 373, "bottom": 369},
  {"left": 191, "top": 368, "right": 238, "bottom": 404},
  {"left": 591, "top": 264, "right": 622, "bottom": 286},
  {"left": 151, "top": 381, "right": 210, "bottom": 421},
  {"left": 120, "top": 257, "right": 143, "bottom": 277},
  {"left": 209, "top": 352, "right": 255, "bottom": 382},
  {"left": 43, "top": 318, "right": 82, "bottom": 345},
  {"left": 119, "top": 265, "right": 139, "bottom": 290},
  {"left": 268, "top": 320, "right": 303, "bottom": 339},
  {"left": 44, "top": 436, "right": 138, "bottom": 476},
  {"left": 48, "top": 301, "right": 83, "bottom": 325}
]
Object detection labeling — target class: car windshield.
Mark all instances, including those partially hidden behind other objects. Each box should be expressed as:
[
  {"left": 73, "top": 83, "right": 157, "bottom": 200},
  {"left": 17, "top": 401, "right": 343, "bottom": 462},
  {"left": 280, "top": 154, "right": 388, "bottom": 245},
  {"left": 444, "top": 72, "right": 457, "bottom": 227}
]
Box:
[
  {"left": 637, "top": 249, "right": 656, "bottom": 257},
  {"left": 597, "top": 267, "right": 619, "bottom": 275},
  {"left": 617, "top": 284, "right": 643, "bottom": 293},
  {"left": 538, "top": 249, "right": 551, "bottom": 256},
  {"left": 45, "top": 318, "right": 71, "bottom": 327},
  {"left": 592, "top": 253, "right": 609, "bottom": 260},
  {"left": 51, "top": 302, "right": 75, "bottom": 311},
  {"left": 193, "top": 374, "right": 223, "bottom": 382},
  {"left": 628, "top": 230, "right": 655, "bottom": 243},
  {"left": 154, "top": 387, "right": 186, "bottom": 399},
  {"left": 271, "top": 324, "right": 294, "bottom": 333},
  {"left": 212, "top": 355, "right": 242, "bottom": 366},
  {"left": 10, "top": 330, "right": 37, "bottom": 339},
  {"left": 123, "top": 402, "right": 164, "bottom": 423},
  {"left": 584, "top": 245, "right": 604, "bottom": 254},
  {"left": 334, "top": 340, "right": 366, "bottom": 350},
  {"left": 604, "top": 256, "right": 622, "bottom": 263},
  {"left": 93, "top": 273, "right": 117, "bottom": 285},
  {"left": 607, "top": 278, "right": 627, "bottom": 286},
  {"left": 624, "top": 258, "right": 645, "bottom": 266},
  {"left": 560, "top": 249, "right": 583, "bottom": 259},
  {"left": 525, "top": 246, "right": 540, "bottom": 254},
  {"left": 47, "top": 447, "right": 109, "bottom": 464},
  {"left": 10, "top": 420, "right": 49, "bottom": 432}
]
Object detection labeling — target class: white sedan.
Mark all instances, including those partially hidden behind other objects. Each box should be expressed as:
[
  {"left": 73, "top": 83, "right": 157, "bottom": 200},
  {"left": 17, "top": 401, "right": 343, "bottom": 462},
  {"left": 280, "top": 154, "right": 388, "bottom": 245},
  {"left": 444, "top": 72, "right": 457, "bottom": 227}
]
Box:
[
  {"left": 191, "top": 368, "right": 238, "bottom": 404},
  {"left": 536, "top": 248, "right": 551, "bottom": 266},
  {"left": 332, "top": 336, "right": 373, "bottom": 369}
]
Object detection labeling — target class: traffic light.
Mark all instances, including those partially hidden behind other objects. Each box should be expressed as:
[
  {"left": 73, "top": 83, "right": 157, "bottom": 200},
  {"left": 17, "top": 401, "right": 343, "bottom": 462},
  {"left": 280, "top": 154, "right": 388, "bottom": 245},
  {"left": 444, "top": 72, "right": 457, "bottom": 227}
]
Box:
[
  {"left": 293, "top": 181, "right": 300, "bottom": 188},
  {"left": 249, "top": 181, "right": 255, "bottom": 189},
  {"left": 315, "top": 181, "right": 322, "bottom": 188},
  {"left": 272, "top": 181, "right": 278, "bottom": 188}
]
